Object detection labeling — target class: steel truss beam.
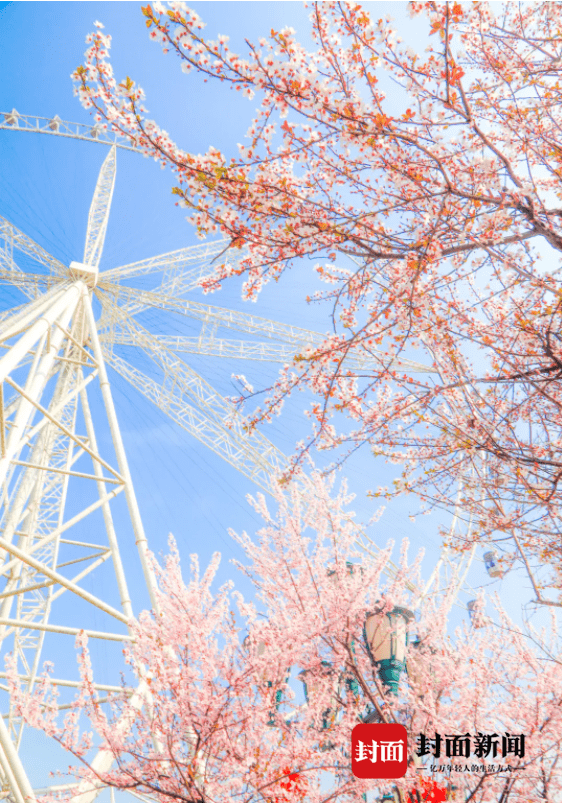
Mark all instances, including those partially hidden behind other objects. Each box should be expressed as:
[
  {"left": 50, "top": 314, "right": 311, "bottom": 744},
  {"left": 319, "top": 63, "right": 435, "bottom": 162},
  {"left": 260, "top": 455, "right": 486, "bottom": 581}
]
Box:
[
  {"left": 0, "top": 216, "right": 66, "bottom": 278},
  {"left": 111, "top": 331, "right": 311, "bottom": 362},
  {"left": 0, "top": 270, "right": 59, "bottom": 298},
  {"left": 83, "top": 146, "right": 116, "bottom": 270},
  {"left": 109, "top": 331, "right": 430, "bottom": 376},
  {"left": 102, "top": 239, "right": 232, "bottom": 283},
  {"left": 0, "top": 111, "right": 139, "bottom": 153},
  {"left": 99, "top": 283, "right": 435, "bottom": 374},
  {"left": 103, "top": 304, "right": 286, "bottom": 493}
]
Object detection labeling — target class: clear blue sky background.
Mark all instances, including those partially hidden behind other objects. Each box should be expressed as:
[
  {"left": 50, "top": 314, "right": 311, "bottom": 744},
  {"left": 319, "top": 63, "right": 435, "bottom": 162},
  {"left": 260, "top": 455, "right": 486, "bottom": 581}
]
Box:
[{"left": 0, "top": 1, "right": 530, "bottom": 789}]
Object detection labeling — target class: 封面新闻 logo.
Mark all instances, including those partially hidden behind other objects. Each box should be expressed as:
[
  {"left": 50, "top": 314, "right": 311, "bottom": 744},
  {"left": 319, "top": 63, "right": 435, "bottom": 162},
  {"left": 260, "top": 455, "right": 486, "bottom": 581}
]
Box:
[{"left": 351, "top": 723, "right": 408, "bottom": 779}]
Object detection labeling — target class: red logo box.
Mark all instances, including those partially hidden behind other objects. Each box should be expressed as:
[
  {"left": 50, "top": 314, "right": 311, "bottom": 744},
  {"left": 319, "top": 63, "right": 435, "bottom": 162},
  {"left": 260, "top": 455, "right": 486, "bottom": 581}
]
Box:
[{"left": 351, "top": 723, "right": 408, "bottom": 779}]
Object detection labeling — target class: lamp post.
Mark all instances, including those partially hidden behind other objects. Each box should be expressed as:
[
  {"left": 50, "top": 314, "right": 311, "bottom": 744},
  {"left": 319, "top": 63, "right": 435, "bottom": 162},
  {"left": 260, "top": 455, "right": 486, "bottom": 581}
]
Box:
[
  {"left": 364, "top": 606, "right": 415, "bottom": 696},
  {"left": 245, "top": 601, "right": 420, "bottom": 800}
]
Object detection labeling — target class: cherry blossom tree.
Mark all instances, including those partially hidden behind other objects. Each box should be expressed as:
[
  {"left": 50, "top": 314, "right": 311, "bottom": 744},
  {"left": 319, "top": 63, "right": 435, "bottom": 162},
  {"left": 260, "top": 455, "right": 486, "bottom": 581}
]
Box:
[
  {"left": 9, "top": 477, "right": 562, "bottom": 803},
  {"left": 74, "top": 2, "right": 562, "bottom": 598}
]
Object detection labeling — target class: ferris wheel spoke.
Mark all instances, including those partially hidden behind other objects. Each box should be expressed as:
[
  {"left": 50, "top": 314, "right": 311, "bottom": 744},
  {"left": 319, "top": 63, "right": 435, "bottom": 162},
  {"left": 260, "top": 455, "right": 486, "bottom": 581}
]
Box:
[
  {"left": 0, "top": 216, "right": 66, "bottom": 277},
  {"left": 0, "top": 267, "right": 56, "bottom": 286},
  {"left": 0, "top": 269, "right": 60, "bottom": 300},
  {"left": 105, "top": 244, "right": 248, "bottom": 314},
  {"left": 108, "top": 304, "right": 234, "bottom": 424},
  {"left": 110, "top": 332, "right": 307, "bottom": 362},
  {"left": 105, "top": 349, "right": 286, "bottom": 493},
  {"left": 101, "top": 302, "right": 287, "bottom": 481},
  {"left": 102, "top": 284, "right": 333, "bottom": 343},
  {"left": 109, "top": 331, "right": 435, "bottom": 375},
  {"left": 83, "top": 145, "right": 116, "bottom": 270},
  {"left": 102, "top": 238, "right": 232, "bottom": 283},
  {"left": 108, "top": 307, "right": 287, "bottom": 463},
  {"left": 101, "top": 285, "right": 435, "bottom": 374}
]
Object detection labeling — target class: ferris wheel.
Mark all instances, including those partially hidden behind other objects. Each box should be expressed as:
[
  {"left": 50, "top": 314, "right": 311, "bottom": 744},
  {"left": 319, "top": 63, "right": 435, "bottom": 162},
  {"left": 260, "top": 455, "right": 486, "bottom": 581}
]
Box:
[{"left": 0, "top": 111, "right": 487, "bottom": 802}]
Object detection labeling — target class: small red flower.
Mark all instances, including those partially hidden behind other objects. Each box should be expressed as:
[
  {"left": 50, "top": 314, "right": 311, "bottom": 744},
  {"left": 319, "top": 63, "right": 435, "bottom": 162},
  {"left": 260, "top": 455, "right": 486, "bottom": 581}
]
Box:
[
  {"left": 408, "top": 777, "right": 448, "bottom": 803},
  {"left": 271, "top": 767, "right": 307, "bottom": 803}
]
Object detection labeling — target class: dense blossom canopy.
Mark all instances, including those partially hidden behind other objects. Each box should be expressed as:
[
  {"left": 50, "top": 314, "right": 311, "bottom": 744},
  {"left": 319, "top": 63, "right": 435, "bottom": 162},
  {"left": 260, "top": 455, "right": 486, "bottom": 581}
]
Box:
[
  {"left": 74, "top": 2, "right": 562, "bottom": 596},
  {"left": 10, "top": 477, "right": 562, "bottom": 803}
]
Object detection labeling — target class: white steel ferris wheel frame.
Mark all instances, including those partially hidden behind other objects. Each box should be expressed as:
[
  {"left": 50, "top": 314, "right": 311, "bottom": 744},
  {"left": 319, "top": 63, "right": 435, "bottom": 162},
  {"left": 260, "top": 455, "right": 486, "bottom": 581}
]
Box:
[{"left": 0, "top": 111, "right": 480, "bottom": 802}]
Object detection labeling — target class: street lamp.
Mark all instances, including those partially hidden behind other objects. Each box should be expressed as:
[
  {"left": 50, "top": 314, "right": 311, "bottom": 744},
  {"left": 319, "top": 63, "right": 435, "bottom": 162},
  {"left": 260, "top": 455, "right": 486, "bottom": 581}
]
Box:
[{"left": 364, "top": 606, "right": 415, "bottom": 695}]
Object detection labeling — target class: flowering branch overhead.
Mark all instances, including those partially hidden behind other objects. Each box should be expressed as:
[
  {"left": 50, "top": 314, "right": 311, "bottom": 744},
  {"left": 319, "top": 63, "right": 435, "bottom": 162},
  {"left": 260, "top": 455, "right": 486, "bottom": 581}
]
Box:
[{"left": 75, "top": 2, "right": 562, "bottom": 596}]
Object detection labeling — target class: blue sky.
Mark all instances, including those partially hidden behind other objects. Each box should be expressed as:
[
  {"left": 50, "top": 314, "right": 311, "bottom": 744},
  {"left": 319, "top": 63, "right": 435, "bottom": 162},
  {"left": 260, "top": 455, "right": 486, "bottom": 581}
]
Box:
[{"left": 0, "top": 1, "right": 532, "bottom": 789}]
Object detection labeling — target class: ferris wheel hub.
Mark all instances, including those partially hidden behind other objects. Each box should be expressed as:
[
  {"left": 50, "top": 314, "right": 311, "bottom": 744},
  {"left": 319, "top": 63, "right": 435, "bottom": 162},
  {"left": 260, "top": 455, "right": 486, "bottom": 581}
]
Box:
[{"left": 69, "top": 260, "right": 98, "bottom": 288}]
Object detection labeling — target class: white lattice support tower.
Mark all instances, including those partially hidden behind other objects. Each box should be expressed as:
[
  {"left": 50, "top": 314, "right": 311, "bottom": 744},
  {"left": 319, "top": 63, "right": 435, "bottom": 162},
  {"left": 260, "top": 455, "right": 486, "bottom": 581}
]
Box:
[
  {"left": 0, "top": 288, "right": 137, "bottom": 796},
  {"left": 8, "top": 368, "right": 80, "bottom": 749},
  {"left": 0, "top": 149, "right": 161, "bottom": 803}
]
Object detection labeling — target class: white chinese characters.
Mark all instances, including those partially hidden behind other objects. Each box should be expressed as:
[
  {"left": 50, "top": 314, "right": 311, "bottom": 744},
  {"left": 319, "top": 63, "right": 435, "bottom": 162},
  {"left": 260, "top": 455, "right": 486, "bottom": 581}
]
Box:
[{"left": 354, "top": 739, "right": 405, "bottom": 763}]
